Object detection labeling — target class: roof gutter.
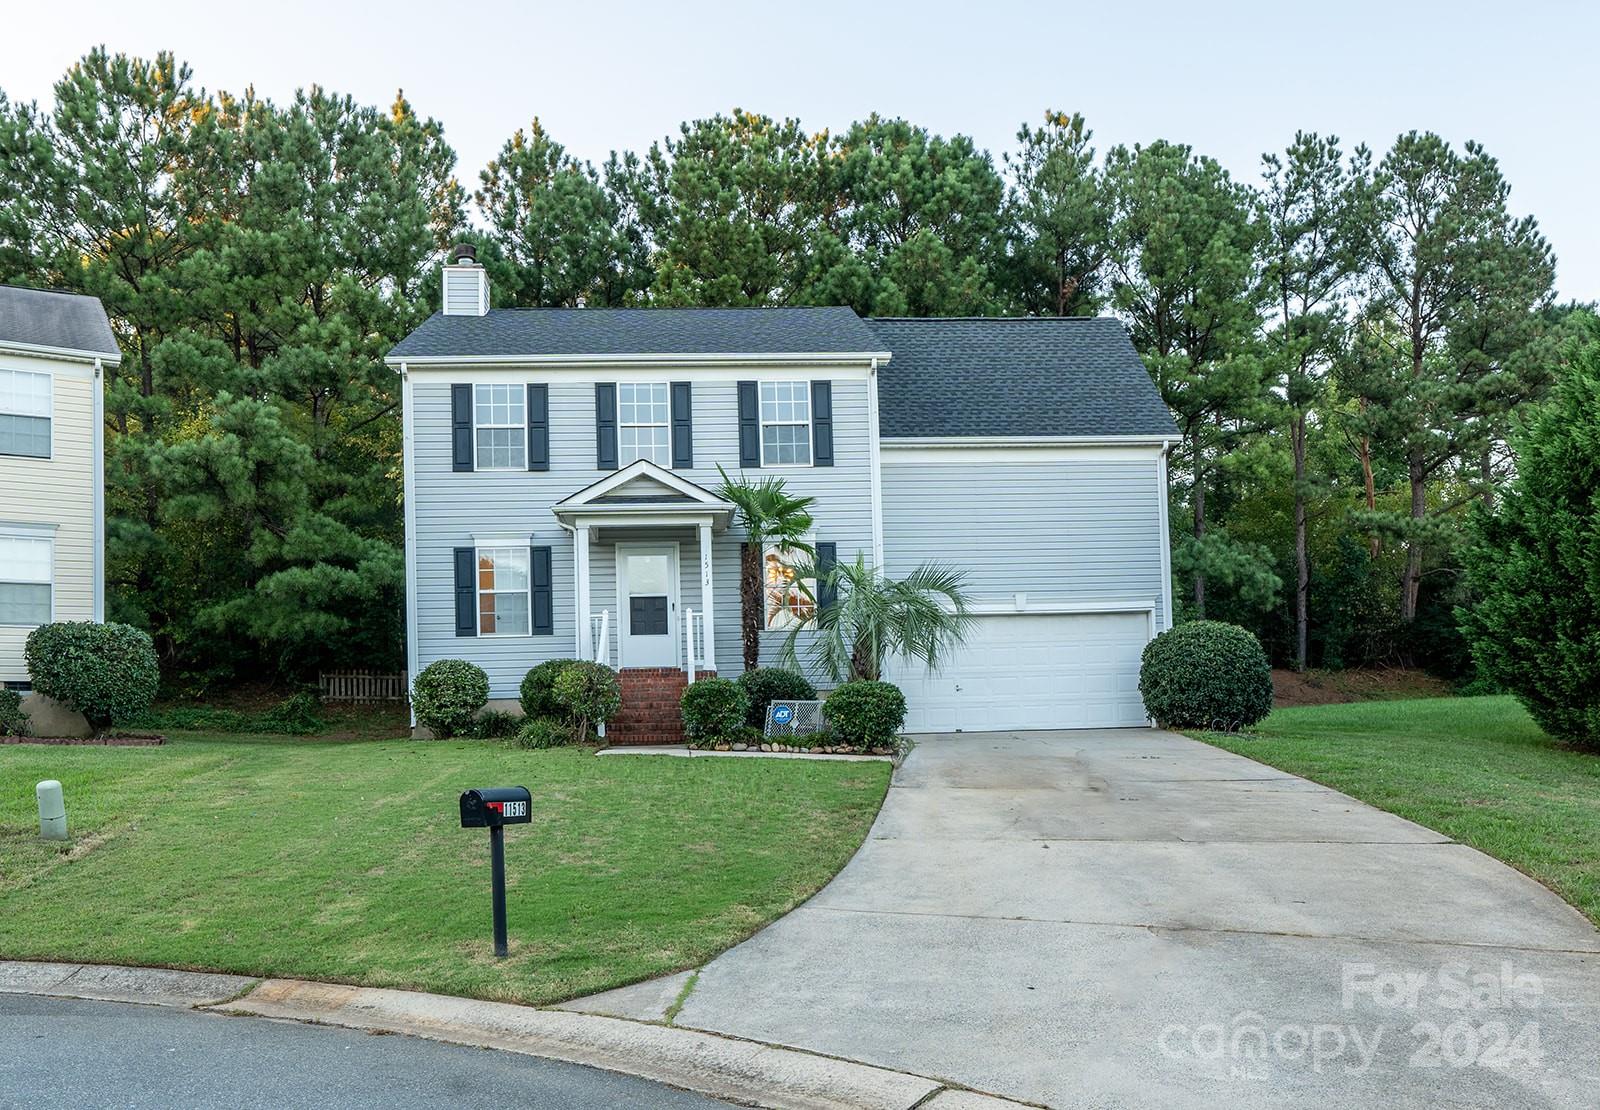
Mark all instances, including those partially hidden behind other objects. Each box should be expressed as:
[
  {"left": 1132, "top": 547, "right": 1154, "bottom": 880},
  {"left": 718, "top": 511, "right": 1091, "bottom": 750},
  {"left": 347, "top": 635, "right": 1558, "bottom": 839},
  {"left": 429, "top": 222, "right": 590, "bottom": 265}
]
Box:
[
  {"left": 0, "top": 338, "right": 122, "bottom": 367},
  {"left": 881, "top": 434, "right": 1178, "bottom": 449}
]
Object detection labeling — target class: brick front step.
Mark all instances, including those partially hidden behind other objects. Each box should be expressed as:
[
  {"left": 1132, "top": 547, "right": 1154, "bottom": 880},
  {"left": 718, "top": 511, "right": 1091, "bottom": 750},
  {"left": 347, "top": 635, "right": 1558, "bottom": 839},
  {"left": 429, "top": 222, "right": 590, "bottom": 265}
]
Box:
[{"left": 606, "top": 668, "right": 716, "bottom": 746}]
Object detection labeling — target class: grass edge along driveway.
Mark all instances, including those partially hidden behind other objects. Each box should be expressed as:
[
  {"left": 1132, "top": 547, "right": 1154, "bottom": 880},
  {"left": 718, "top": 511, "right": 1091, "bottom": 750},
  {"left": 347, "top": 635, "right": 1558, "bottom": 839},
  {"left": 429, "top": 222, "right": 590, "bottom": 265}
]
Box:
[
  {"left": 0, "top": 734, "right": 890, "bottom": 1006},
  {"left": 1195, "top": 695, "right": 1600, "bottom": 927}
]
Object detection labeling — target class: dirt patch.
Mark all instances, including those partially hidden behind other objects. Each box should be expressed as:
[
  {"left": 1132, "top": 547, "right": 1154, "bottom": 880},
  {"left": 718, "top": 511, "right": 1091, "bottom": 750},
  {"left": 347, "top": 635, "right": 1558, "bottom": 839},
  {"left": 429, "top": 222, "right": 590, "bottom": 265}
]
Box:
[
  {"left": 1272, "top": 668, "right": 1450, "bottom": 708},
  {"left": 1, "top": 734, "right": 165, "bottom": 746}
]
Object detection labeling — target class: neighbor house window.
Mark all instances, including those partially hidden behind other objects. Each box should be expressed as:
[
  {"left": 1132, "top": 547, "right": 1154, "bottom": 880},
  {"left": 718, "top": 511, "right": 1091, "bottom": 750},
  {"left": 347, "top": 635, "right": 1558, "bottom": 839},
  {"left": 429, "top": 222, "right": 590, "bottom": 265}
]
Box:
[
  {"left": 759, "top": 381, "right": 811, "bottom": 466},
  {"left": 477, "top": 547, "right": 530, "bottom": 636},
  {"left": 763, "top": 541, "right": 815, "bottom": 631},
  {"left": 0, "top": 369, "right": 51, "bottom": 458},
  {"left": 617, "top": 382, "right": 670, "bottom": 466},
  {"left": 474, "top": 384, "right": 526, "bottom": 469},
  {"left": 0, "top": 534, "right": 52, "bottom": 626}
]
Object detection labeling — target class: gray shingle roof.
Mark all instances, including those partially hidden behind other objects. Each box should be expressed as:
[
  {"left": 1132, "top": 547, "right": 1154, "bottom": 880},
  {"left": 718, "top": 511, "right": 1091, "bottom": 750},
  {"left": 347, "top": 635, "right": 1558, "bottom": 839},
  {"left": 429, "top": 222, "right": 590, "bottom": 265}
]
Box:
[
  {"left": 388, "top": 306, "right": 887, "bottom": 360},
  {"left": 0, "top": 284, "right": 120, "bottom": 360},
  {"left": 869, "top": 316, "right": 1178, "bottom": 439}
]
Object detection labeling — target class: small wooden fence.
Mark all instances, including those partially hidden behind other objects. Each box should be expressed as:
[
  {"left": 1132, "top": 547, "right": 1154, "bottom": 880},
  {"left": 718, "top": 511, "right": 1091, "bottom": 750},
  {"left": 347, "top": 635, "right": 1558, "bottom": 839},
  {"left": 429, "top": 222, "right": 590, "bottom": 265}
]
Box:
[{"left": 319, "top": 670, "right": 409, "bottom": 704}]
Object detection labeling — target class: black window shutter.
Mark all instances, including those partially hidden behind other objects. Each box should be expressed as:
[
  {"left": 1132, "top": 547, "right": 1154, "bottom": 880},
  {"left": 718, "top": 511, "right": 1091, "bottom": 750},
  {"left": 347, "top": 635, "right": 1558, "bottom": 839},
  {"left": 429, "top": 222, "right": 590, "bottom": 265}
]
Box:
[
  {"left": 816, "top": 542, "right": 838, "bottom": 613},
  {"left": 811, "top": 381, "right": 833, "bottom": 467},
  {"left": 531, "top": 545, "right": 553, "bottom": 635},
  {"left": 595, "top": 383, "right": 618, "bottom": 470},
  {"left": 451, "top": 385, "right": 474, "bottom": 472},
  {"left": 527, "top": 384, "right": 549, "bottom": 471},
  {"left": 670, "top": 381, "right": 693, "bottom": 469},
  {"left": 737, "top": 381, "right": 760, "bottom": 468},
  {"left": 453, "top": 547, "right": 477, "bottom": 636}
]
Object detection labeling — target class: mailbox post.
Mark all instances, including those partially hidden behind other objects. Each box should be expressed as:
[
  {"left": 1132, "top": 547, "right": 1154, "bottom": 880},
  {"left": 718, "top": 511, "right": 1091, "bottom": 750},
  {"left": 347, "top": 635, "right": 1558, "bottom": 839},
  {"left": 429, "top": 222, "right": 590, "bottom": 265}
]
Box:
[{"left": 459, "top": 786, "right": 532, "bottom": 958}]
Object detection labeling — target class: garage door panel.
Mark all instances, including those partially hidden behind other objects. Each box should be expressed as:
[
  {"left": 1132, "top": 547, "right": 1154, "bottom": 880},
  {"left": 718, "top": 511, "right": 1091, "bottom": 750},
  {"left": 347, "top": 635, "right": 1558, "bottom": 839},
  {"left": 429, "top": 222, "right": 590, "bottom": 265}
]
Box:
[{"left": 889, "top": 611, "right": 1151, "bottom": 733}]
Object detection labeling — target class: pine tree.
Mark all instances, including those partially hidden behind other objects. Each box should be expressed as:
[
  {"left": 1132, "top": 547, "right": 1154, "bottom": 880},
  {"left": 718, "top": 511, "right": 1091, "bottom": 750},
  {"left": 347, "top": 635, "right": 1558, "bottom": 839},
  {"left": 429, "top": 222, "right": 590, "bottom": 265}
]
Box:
[{"left": 1002, "top": 110, "right": 1109, "bottom": 316}]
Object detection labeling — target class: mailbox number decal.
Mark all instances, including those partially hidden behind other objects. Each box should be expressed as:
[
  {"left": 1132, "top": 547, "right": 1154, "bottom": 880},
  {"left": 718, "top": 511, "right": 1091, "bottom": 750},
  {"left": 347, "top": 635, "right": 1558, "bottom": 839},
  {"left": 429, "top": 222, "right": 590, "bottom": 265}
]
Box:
[{"left": 487, "top": 799, "right": 528, "bottom": 818}]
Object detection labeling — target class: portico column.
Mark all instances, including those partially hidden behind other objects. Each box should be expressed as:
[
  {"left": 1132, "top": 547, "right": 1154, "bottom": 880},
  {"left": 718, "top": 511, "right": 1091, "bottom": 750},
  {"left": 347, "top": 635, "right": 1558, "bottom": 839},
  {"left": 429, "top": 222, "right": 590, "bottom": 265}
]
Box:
[
  {"left": 575, "top": 522, "right": 592, "bottom": 661},
  {"left": 698, "top": 521, "right": 717, "bottom": 673}
]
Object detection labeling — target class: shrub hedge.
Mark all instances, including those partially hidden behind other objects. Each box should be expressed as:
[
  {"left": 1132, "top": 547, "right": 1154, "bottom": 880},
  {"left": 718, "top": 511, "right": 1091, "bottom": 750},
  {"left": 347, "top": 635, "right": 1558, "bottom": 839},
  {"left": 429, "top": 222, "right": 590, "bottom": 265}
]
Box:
[
  {"left": 520, "top": 658, "right": 579, "bottom": 720},
  {"left": 735, "top": 667, "right": 818, "bottom": 729},
  {"left": 411, "top": 659, "right": 490, "bottom": 738},
  {"left": 681, "top": 678, "right": 750, "bottom": 744},
  {"left": 552, "top": 661, "right": 621, "bottom": 744},
  {"left": 0, "top": 688, "right": 29, "bottom": 737},
  {"left": 822, "top": 680, "right": 906, "bottom": 748},
  {"left": 1138, "top": 620, "right": 1273, "bottom": 730},
  {"left": 24, "top": 621, "right": 160, "bottom": 733},
  {"left": 512, "top": 716, "right": 570, "bottom": 750}
]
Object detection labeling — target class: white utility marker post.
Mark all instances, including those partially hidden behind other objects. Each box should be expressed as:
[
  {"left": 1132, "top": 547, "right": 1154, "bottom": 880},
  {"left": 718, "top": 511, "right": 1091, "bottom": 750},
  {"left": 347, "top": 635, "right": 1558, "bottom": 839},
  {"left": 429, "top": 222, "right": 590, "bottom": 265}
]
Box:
[{"left": 37, "top": 780, "right": 66, "bottom": 841}]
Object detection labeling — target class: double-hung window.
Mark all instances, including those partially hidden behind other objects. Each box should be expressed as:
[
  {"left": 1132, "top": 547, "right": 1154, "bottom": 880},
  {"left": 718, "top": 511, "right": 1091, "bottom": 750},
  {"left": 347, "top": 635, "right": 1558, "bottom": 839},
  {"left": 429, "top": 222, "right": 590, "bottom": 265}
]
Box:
[
  {"left": 474, "top": 384, "right": 526, "bottom": 469},
  {"left": 618, "top": 383, "right": 670, "bottom": 466},
  {"left": 476, "top": 547, "right": 530, "bottom": 636},
  {"left": 0, "top": 369, "right": 51, "bottom": 458},
  {"left": 0, "top": 533, "right": 52, "bottom": 626},
  {"left": 759, "top": 381, "right": 811, "bottom": 466},
  {"left": 762, "top": 541, "right": 815, "bottom": 630}
]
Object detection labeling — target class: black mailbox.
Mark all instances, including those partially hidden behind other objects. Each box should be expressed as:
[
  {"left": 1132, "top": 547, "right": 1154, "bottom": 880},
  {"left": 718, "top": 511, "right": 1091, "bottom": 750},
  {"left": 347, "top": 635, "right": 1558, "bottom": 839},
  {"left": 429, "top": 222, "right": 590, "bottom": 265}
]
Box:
[{"left": 460, "top": 786, "right": 532, "bottom": 828}]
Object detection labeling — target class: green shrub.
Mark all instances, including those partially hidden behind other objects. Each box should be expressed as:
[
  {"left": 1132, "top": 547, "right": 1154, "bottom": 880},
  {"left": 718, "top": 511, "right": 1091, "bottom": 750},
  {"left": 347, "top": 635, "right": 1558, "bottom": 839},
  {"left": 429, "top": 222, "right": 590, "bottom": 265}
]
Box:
[
  {"left": 260, "top": 691, "right": 324, "bottom": 735},
  {"left": 512, "top": 715, "right": 570, "bottom": 750},
  {"left": 467, "top": 708, "right": 523, "bottom": 740},
  {"left": 0, "top": 689, "right": 29, "bottom": 737},
  {"left": 552, "top": 661, "right": 621, "bottom": 744},
  {"left": 520, "top": 658, "right": 579, "bottom": 720},
  {"left": 822, "top": 681, "right": 907, "bottom": 748},
  {"left": 25, "top": 621, "right": 160, "bottom": 734},
  {"left": 411, "top": 659, "right": 490, "bottom": 738},
  {"left": 735, "top": 667, "right": 817, "bottom": 729},
  {"left": 1139, "top": 620, "right": 1273, "bottom": 730},
  {"left": 681, "top": 678, "right": 750, "bottom": 744}
]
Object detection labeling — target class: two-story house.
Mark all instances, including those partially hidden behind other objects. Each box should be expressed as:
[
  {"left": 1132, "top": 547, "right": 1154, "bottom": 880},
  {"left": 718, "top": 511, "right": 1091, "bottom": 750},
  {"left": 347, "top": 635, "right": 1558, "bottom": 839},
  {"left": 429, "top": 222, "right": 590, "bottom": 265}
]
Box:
[
  {"left": 388, "top": 249, "right": 1177, "bottom": 740},
  {"left": 0, "top": 284, "right": 120, "bottom": 692}
]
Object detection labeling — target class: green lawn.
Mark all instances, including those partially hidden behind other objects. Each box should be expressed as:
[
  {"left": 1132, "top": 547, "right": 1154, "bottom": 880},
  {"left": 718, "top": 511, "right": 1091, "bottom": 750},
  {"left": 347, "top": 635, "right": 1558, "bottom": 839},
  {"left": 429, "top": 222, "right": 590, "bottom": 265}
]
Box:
[
  {"left": 1197, "top": 696, "right": 1600, "bottom": 925},
  {"left": 0, "top": 733, "right": 889, "bottom": 1005}
]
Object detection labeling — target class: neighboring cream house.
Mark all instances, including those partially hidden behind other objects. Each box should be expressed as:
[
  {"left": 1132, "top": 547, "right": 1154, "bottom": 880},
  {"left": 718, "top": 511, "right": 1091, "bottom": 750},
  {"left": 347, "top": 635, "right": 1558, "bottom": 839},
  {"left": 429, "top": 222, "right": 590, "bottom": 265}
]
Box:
[{"left": 0, "top": 284, "right": 119, "bottom": 689}]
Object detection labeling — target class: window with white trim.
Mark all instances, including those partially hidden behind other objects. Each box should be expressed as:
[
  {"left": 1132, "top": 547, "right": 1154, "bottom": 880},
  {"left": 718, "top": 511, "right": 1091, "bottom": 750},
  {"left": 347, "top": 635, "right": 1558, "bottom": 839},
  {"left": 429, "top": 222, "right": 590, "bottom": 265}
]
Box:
[
  {"left": 0, "top": 534, "right": 52, "bottom": 626},
  {"left": 762, "top": 541, "right": 815, "bottom": 630},
  {"left": 759, "top": 381, "right": 811, "bottom": 466},
  {"left": 474, "top": 384, "right": 526, "bottom": 469},
  {"left": 618, "top": 382, "right": 670, "bottom": 466},
  {"left": 477, "top": 547, "right": 530, "bottom": 636},
  {"left": 0, "top": 369, "right": 51, "bottom": 458}
]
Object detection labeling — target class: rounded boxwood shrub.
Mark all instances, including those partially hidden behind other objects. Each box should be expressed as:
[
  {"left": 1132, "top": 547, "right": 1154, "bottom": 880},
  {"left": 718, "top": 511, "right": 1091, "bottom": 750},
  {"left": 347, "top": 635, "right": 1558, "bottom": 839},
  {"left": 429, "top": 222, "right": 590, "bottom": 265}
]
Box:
[
  {"left": 681, "top": 677, "right": 750, "bottom": 744},
  {"left": 823, "top": 680, "right": 907, "bottom": 748},
  {"left": 25, "top": 621, "right": 160, "bottom": 733},
  {"left": 512, "top": 716, "right": 570, "bottom": 750},
  {"left": 1139, "top": 620, "right": 1273, "bottom": 730},
  {"left": 552, "top": 661, "right": 621, "bottom": 744},
  {"left": 411, "top": 659, "right": 490, "bottom": 738},
  {"left": 735, "top": 667, "right": 817, "bottom": 729},
  {"left": 520, "top": 658, "right": 579, "bottom": 720}
]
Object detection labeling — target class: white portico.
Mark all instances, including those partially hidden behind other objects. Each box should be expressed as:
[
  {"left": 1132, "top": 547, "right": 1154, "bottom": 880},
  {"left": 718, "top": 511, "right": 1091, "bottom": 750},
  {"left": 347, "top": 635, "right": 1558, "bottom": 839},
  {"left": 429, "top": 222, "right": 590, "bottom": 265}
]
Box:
[{"left": 552, "top": 460, "right": 735, "bottom": 674}]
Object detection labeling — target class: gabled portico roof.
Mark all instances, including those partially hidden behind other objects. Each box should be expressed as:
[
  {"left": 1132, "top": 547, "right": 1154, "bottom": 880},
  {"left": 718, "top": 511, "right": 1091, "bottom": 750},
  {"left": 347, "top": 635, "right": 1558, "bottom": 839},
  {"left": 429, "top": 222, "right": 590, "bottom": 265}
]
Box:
[{"left": 552, "top": 460, "right": 736, "bottom": 531}]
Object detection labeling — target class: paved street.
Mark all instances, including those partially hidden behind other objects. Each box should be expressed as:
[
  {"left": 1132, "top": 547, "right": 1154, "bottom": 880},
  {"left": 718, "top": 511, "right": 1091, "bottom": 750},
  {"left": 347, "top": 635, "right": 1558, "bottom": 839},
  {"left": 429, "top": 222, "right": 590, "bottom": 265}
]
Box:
[
  {"left": 571, "top": 729, "right": 1600, "bottom": 1108},
  {"left": 0, "top": 994, "right": 726, "bottom": 1110}
]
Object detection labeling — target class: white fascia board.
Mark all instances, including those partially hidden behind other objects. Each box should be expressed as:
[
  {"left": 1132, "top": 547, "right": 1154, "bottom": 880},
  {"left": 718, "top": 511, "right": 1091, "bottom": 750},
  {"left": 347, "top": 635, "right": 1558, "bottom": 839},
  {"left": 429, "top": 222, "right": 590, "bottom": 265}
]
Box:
[
  {"left": 384, "top": 351, "right": 890, "bottom": 371},
  {"left": 883, "top": 442, "right": 1169, "bottom": 465},
  {"left": 556, "top": 458, "right": 729, "bottom": 508},
  {"left": 555, "top": 507, "right": 733, "bottom": 532},
  {"left": 0, "top": 339, "right": 122, "bottom": 367},
  {"left": 883, "top": 434, "right": 1175, "bottom": 448},
  {"left": 941, "top": 597, "right": 1158, "bottom": 616}
]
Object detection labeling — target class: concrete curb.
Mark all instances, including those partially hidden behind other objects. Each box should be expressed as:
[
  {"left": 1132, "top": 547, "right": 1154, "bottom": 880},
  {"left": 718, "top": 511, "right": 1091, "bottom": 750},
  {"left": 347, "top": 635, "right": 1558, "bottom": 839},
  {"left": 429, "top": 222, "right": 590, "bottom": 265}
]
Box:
[
  {"left": 0, "top": 961, "right": 1035, "bottom": 1110},
  {"left": 599, "top": 745, "right": 895, "bottom": 763}
]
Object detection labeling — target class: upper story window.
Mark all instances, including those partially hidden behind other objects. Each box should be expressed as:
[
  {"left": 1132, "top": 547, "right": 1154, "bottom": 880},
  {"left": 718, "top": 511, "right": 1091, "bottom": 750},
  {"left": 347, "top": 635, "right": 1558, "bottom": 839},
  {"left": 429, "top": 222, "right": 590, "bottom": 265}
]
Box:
[
  {"left": 763, "top": 541, "right": 815, "bottom": 630},
  {"left": 474, "top": 384, "right": 525, "bottom": 470},
  {"left": 0, "top": 533, "right": 52, "bottom": 626},
  {"left": 477, "top": 546, "right": 530, "bottom": 636},
  {"left": 760, "top": 381, "right": 811, "bottom": 466},
  {"left": 0, "top": 369, "right": 51, "bottom": 459},
  {"left": 618, "top": 383, "right": 670, "bottom": 466}
]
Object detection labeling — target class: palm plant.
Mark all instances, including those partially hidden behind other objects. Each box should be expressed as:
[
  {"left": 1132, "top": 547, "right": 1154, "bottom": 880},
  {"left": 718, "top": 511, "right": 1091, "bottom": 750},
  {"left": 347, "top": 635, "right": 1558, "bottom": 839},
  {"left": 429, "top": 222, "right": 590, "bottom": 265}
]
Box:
[
  {"left": 782, "top": 554, "right": 974, "bottom": 683},
  {"left": 715, "top": 465, "right": 816, "bottom": 672}
]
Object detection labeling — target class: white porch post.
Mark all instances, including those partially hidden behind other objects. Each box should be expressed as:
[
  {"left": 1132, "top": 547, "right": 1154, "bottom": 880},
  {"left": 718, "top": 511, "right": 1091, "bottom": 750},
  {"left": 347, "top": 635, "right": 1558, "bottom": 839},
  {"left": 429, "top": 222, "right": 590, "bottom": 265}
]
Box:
[
  {"left": 575, "top": 522, "right": 592, "bottom": 660},
  {"left": 698, "top": 521, "right": 717, "bottom": 673}
]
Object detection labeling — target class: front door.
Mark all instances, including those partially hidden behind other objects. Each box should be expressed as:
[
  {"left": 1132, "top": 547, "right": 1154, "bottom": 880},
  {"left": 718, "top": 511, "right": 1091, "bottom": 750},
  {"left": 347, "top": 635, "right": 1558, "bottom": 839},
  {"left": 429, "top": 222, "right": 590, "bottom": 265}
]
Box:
[{"left": 618, "top": 544, "right": 678, "bottom": 668}]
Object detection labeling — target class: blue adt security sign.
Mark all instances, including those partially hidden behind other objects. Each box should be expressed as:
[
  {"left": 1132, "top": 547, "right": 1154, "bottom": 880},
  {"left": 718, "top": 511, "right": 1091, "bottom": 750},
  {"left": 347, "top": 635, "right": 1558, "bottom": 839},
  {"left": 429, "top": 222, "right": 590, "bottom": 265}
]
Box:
[{"left": 771, "top": 704, "right": 795, "bottom": 726}]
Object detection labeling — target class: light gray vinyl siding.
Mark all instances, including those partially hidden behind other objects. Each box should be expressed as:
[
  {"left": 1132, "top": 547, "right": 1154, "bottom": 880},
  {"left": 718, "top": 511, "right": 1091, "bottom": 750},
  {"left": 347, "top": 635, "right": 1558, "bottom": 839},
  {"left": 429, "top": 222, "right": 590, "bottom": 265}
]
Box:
[
  {"left": 881, "top": 456, "right": 1169, "bottom": 631},
  {"left": 410, "top": 374, "right": 874, "bottom": 698}
]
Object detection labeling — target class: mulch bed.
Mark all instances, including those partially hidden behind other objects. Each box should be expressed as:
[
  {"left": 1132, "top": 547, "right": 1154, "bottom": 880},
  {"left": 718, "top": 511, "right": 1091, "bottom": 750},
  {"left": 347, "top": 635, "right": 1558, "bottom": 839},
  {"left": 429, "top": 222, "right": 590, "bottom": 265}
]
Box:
[{"left": 1, "top": 734, "right": 165, "bottom": 746}]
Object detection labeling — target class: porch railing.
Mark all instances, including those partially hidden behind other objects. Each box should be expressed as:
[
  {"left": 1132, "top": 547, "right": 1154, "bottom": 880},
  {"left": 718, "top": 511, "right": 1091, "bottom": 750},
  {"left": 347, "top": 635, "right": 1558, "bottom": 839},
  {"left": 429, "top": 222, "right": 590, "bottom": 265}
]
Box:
[
  {"left": 683, "top": 608, "right": 705, "bottom": 680},
  {"left": 590, "top": 610, "right": 611, "bottom": 667}
]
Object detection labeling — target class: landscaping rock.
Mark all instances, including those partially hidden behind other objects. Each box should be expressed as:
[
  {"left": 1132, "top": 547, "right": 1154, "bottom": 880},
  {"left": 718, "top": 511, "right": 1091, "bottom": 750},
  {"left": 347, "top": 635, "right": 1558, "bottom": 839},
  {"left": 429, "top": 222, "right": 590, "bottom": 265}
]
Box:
[{"left": 20, "top": 693, "right": 91, "bottom": 739}]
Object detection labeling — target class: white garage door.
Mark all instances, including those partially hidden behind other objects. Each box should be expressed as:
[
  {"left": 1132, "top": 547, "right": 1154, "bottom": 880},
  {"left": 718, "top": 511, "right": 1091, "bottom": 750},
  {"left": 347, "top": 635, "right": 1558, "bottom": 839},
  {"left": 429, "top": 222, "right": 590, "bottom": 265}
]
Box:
[{"left": 887, "top": 611, "right": 1152, "bottom": 733}]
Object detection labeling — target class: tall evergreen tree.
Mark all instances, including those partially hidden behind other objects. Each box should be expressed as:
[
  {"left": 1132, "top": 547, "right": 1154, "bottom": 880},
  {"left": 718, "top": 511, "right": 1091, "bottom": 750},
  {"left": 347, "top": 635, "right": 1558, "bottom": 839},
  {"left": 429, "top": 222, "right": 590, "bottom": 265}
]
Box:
[{"left": 1003, "top": 110, "right": 1109, "bottom": 316}]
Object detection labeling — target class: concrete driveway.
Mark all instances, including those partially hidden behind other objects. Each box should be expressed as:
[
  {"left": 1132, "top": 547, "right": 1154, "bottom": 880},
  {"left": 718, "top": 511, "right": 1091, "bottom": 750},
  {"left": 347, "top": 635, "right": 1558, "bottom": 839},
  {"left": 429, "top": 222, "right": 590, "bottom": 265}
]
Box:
[{"left": 568, "top": 729, "right": 1600, "bottom": 1108}]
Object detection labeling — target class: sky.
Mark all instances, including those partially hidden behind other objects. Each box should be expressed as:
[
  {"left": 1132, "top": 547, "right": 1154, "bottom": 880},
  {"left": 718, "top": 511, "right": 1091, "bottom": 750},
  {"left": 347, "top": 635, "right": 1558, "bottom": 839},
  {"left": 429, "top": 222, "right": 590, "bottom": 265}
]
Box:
[{"left": 3, "top": 0, "right": 1596, "bottom": 302}]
